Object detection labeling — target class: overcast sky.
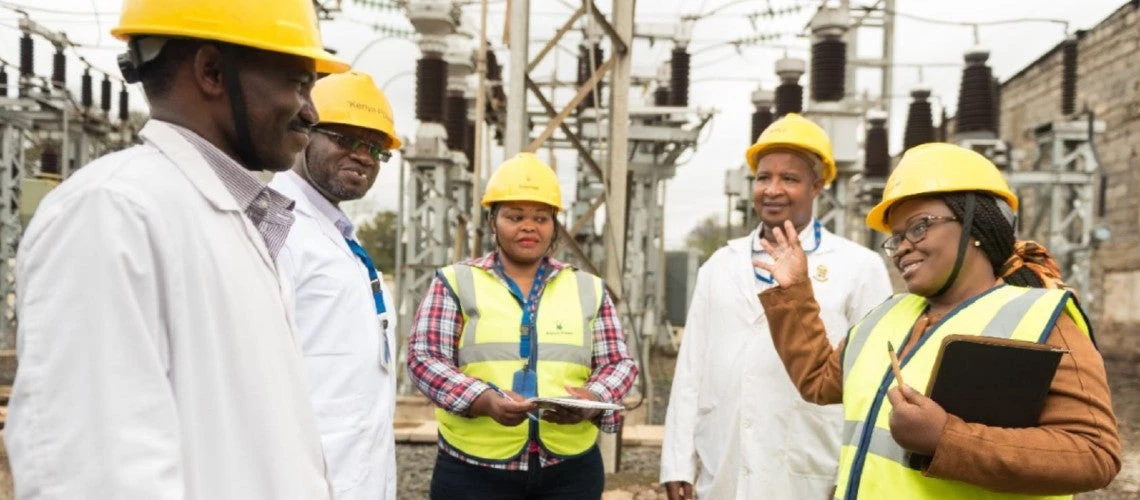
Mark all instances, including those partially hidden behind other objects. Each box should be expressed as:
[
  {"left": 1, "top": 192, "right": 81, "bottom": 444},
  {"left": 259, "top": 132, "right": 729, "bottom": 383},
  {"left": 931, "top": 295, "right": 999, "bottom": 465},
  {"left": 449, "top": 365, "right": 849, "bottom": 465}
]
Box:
[{"left": 8, "top": 0, "right": 1128, "bottom": 248}]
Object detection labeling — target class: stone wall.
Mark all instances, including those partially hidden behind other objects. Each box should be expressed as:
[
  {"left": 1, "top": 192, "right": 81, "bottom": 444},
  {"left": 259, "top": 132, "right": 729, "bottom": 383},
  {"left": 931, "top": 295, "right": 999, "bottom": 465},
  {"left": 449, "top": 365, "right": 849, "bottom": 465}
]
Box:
[{"left": 1000, "top": 1, "right": 1140, "bottom": 359}]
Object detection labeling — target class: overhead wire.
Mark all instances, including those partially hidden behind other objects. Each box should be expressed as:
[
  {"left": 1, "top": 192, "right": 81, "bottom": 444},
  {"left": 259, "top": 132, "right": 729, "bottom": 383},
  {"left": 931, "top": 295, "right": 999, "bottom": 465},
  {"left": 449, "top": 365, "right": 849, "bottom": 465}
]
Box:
[{"left": 0, "top": 1, "right": 117, "bottom": 17}]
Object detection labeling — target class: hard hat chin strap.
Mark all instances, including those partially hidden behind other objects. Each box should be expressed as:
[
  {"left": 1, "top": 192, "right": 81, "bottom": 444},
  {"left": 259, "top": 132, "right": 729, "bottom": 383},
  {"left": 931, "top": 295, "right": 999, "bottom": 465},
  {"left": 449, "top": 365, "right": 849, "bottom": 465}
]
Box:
[
  {"left": 932, "top": 192, "right": 976, "bottom": 298},
  {"left": 219, "top": 45, "right": 262, "bottom": 171}
]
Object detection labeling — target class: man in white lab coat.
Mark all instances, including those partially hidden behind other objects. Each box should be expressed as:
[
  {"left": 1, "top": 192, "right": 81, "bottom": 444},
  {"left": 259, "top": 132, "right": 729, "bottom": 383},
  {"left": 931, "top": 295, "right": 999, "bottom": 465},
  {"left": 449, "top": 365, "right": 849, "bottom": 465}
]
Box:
[
  {"left": 5, "top": 2, "right": 348, "bottom": 498},
  {"left": 660, "top": 114, "right": 893, "bottom": 499},
  {"left": 271, "top": 71, "right": 401, "bottom": 500}
]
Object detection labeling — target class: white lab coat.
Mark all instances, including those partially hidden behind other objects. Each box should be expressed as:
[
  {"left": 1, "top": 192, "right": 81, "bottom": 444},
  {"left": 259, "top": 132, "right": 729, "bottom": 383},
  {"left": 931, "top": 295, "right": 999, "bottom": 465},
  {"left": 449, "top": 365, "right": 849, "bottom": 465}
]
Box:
[
  {"left": 5, "top": 121, "right": 331, "bottom": 499},
  {"left": 272, "top": 171, "right": 397, "bottom": 500},
  {"left": 660, "top": 223, "right": 892, "bottom": 499}
]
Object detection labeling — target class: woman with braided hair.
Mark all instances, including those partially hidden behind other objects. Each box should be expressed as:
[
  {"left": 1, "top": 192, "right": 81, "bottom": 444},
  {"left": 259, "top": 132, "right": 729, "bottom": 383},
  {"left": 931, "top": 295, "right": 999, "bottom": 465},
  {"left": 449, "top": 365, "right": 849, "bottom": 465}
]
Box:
[{"left": 754, "top": 143, "right": 1120, "bottom": 499}]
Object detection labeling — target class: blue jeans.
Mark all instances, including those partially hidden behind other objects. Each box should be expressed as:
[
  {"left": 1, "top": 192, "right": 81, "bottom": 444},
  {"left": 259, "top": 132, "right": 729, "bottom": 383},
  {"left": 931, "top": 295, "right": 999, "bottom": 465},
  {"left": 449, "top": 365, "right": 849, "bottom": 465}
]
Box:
[{"left": 429, "top": 446, "right": 604, "bottom": 500}]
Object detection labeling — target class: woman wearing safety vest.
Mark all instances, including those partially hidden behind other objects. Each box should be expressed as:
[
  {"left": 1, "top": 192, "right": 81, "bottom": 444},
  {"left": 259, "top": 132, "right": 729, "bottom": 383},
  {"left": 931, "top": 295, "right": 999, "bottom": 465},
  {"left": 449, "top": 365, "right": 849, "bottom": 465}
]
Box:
[
  {"left": 753, "top": 143, "right": 1121, "bottom": 499},
  {"left": 407, "top": 152, "right": 639, "bottom": 499}
]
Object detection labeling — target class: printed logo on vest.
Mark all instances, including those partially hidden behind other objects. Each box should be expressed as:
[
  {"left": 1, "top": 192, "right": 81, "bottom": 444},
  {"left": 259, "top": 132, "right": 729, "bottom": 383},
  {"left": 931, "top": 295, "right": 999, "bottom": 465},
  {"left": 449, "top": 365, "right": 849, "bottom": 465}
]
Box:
[{"left": 546, "top": 321, "right": 573, "bottom": 335}]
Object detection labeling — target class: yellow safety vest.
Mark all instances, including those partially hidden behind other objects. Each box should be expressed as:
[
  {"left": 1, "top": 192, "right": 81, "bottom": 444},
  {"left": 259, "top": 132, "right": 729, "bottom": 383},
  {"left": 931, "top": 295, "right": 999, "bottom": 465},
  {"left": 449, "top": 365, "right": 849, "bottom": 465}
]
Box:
[
  {"left": 836, "top": 285, "right": 1092, "bottom": 500},
  {"left": 436, "top": 263, "right": 604, "bottom": 462}
]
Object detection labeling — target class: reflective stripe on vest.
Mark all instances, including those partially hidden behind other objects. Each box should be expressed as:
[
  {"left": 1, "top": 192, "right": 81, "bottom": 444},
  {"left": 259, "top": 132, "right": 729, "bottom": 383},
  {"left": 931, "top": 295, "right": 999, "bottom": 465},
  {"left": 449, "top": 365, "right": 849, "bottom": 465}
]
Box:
[
  {"left": 836, "top": 285, "right": 1091, "bottom": 500},
  {"left": 435, "top": 264, "right": 604, "bottom": 461}
]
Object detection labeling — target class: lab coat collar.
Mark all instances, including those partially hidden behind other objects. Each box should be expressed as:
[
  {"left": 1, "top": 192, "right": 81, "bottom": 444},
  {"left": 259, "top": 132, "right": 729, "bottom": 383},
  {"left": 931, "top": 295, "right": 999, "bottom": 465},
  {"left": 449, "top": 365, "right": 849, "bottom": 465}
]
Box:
[
  {"left": 271, "top": 171, "right": 356, "bottom": 260},
  {"left": 140, "top": 120, "right": 245, "bottom": 213},
  {"left": 139, "top": 120, "right": 281, "bottom": 273}
]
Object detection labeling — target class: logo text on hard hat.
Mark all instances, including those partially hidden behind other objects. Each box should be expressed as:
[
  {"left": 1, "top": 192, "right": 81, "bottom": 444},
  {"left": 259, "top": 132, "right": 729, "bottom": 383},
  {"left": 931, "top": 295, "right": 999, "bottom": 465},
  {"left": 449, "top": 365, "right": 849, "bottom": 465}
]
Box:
[{"left": 348, "top": 101, "right": 392, "bottom": 121}]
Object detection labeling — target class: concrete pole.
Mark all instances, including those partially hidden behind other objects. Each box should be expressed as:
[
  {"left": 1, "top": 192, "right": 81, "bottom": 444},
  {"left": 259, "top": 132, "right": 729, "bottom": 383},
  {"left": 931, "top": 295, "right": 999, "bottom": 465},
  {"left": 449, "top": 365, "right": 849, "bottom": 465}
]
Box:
[
  {"left": 881, "top": 0, "right": 895, "bottom": 116},
  {"left": 598, "top": 0, "right": 635, "bottom": 475},
  {"left": 472, "top": 0, "right": 489, "bottom": 256},
  {"left": 604, "top": 0, "right": 633, "bottom": 302},
  {"left": 504, "top": 0, "right": 530, "bottom": 155}
]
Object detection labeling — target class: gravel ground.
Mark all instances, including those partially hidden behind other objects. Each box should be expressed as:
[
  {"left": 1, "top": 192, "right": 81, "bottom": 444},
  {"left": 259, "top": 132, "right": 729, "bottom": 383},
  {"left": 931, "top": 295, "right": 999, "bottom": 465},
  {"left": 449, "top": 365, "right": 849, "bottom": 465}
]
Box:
[
  {"left": 396, "top": 358, "right": 1140, "bottom": 500},
  {"left": 395, "top": 444, "right": 663, "bottom": 500}
]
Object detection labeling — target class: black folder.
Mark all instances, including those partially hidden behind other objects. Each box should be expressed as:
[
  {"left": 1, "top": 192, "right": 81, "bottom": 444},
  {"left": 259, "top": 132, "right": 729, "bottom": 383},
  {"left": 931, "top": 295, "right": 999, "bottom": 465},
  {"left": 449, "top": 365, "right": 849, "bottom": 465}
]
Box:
[{"left": 925, "top": 334, "right": 1066, "bottom": 428}]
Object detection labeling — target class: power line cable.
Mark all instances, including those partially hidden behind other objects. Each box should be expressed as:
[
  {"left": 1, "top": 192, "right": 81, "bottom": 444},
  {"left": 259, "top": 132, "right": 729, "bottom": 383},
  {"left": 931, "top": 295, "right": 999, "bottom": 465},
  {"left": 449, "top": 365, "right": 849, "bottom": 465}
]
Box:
[{"left": 0, "top": 1, "right": 116, "bottom": 17}]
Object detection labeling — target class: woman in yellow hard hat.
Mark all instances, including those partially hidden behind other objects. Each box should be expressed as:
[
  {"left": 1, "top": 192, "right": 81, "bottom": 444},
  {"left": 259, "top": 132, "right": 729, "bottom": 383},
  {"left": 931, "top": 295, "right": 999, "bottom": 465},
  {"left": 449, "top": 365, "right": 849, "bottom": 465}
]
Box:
[
  {"left": 753, "top": 143, "right": 1120, "bottom": 499},
  {"left": 407, "top": 152, "right": 638, "bottom": 499}
]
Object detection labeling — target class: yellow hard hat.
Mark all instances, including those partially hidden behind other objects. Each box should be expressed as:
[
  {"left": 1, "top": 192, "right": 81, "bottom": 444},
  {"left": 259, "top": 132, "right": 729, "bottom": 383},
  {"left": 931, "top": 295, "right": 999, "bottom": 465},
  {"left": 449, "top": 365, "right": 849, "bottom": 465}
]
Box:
[
  {"left": 312, "top": 71, "right": 402, "bottom": 149},
  {"left": 111, "top": 0, "right": 349, "bottom": 74},
  {"left": 745, "top": 113, "right": 837, "bottom": 184},
  {"left": 482, "top": 153, "right": 562, "bottom": 212},
  {"left": 865, "top": 142, "right": 1019, "bottom": 234}
]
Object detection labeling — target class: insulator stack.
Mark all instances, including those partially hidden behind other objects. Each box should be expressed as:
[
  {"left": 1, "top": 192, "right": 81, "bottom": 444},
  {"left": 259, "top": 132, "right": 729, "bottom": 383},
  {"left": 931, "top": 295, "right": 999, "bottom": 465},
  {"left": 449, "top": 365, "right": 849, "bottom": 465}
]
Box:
[
  {"left": 775, "top": 84, "right": 802, "bottom": 117},
  {"left": 40, "top": 146, "right": 60, "bottom": 175},
  {"left": 991, "top": 76, "right": 1002, "bottom": 134},
  {"left": 0, "top": 66, "right": 8, "bottom": 98},
  {"left": 751, "top": 108, "right": 773, "bottom": 144},
  {"left": 864, "top": 112, "right": 890, "bottom": 179},
  {"left": 486, "top": 49, "right": 505, "bottom": 104},
  {"left": 750, "top": 88, "right": 775, "bottom": 145},
  {"left": 79, "top": 70, "right": 92, "bottom": 108},
  {"left": 486, "top": 48, "right": 501, "bottom": 80},
  {"left": 19, "top": 32, "right": 32, "bottom": 97},
  {"left": 809, "top": 6, "right": 848, "bottom": 103},
  {"left": 774, "top": 57, "right": 805, "bottom": 117},
  {"left": 100, "top": 74, "right": 112, "bottom": 113},
  {"left": 670, "top": 47, "right": 690, "bottom": 106},
  {"left": 577, "top": 44, "right": 604, "bottom": 110},
  {"left": 118, "top": 84, "right": 129, "bottom": 121},
  {"left": 810, "top": 39, "right": 846, "bottom": 101},
  {"left": 51, "top": 49, "right": 66, "bottom": 89},
  {"left": 939, "top": 107, "right": 949, "bottom": 141},
  {"left": 954, "top": 47, "right": 996, "bottom": 135},
  {"left": 464, "top": 120, "right": 475, "bottom": 165},
  {"left": 415, "top": 56, "right": 447, "bottom": 122},
  {"left": 1061, "top": 36, "right": 1078, "bottom": 115},
  {"left": 445, "top": 94, "right": 467, "bottom": 152},
  {"left": 653, "top": 86, "right": 669, "bottom": 106},
  {"left": 903, "top": 86, "right": 935, "bottom": 151},
  {"left": 19, "top": 33, "right": 32, "bottom": 77}
]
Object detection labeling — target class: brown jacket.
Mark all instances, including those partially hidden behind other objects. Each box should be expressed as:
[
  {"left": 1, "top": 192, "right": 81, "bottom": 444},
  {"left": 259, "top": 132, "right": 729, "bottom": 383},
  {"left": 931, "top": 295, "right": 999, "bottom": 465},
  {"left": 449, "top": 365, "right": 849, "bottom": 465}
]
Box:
[{"left": 758, "top": 280, "right": 1121, "bottom": 495}]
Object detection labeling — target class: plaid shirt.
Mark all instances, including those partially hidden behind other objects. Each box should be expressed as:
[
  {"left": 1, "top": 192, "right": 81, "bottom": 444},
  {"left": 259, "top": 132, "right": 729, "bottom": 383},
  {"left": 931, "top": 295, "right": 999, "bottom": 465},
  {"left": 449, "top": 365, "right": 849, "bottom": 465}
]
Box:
[
  {"left": 168, "top": 122, "right": 295, "bottom": 260},
  {"left": 407, "top": 251, "right": 638, "bottom": 471}
]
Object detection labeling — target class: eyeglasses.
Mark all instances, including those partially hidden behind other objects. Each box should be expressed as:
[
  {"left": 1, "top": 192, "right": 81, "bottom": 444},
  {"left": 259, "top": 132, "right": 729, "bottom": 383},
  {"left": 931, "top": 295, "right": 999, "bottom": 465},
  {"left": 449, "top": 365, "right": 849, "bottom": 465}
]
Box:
[
  {"left": 312, "top": 128, "right": 392, "bottom": 163},
  {"left": 881, "top": 215, "right": 959, "bottom": 256}
]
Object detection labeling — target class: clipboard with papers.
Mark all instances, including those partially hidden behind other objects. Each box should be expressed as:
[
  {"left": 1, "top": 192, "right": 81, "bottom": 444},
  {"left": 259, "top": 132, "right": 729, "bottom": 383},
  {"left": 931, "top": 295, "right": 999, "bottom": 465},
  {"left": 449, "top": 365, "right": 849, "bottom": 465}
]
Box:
[{"left": 528, "top": 397, "right": 625, "bottom": 412}]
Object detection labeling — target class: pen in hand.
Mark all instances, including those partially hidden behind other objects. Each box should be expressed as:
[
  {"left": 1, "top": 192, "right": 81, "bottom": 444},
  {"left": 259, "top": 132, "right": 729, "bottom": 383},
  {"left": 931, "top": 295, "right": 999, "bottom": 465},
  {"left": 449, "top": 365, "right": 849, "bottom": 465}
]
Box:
[
  {"left": 887, "top": 341, "right": 905, "bottom": 388},
  {"left": 487, "top": 382, "right": 539, "bottom": 422}
]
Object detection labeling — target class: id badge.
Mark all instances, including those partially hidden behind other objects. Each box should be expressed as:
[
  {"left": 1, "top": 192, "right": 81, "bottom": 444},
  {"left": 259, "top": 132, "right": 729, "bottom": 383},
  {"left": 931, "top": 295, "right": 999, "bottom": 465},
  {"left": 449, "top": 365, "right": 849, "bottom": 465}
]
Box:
[
  {"left": 377, "top": 312, "right": 393, "bottom": 372},
  {"left": 511, "top": 368, "right": 538, "bottom": 399}
]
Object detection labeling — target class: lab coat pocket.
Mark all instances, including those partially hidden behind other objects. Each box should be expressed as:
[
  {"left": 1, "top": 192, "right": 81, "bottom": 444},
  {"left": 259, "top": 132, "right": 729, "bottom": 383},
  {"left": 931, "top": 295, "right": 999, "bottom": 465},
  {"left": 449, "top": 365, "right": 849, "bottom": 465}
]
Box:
[
  {"left": 783, "top": 403, "right": 842, "bottom": 479},
  {"left": 313, "top": 394, "right": 371, "bottom": 492}
]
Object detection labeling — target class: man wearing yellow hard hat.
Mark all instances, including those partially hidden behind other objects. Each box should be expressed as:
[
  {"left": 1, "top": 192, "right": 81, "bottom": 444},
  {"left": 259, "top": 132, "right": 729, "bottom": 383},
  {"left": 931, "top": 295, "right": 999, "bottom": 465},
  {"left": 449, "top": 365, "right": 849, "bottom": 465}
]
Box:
[
  {"left": 661, "top": 113, "right": 892, "bottom": 499},
  {"left": 271, "top": 71, "right": 402, "bottom": 500},
  {"left": 756, "top": 143, "right": 1119, "bottom": 498},
  {"left": 407, "top": 153, "right": 638, "bottom": 498},
  {"left": 6, "top": 1, "right": 347, "bottom": 498}
]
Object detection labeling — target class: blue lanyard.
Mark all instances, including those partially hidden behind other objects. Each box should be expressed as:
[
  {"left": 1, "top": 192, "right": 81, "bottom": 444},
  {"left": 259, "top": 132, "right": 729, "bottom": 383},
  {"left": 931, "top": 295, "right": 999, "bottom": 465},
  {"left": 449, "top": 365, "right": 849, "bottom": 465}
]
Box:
[
  {"left": 344, "top": 238, "right": 387, "bottom": 315},
  {"left": 494, "top": 256, "right": 548, "bottom": 363},
  {"left": 752, "top": 220, "right": 822, "bottom": 284}
]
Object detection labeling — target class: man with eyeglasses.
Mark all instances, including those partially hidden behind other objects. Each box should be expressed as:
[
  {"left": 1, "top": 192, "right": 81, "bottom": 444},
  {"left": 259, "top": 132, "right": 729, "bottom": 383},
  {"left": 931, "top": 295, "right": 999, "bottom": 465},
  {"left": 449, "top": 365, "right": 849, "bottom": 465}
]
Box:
[
  {"left": 270, "top": 71, "right": 401, "bottom": 500},
  {"left": 661, "top": 114, "right": 893, "bottom": 500}
]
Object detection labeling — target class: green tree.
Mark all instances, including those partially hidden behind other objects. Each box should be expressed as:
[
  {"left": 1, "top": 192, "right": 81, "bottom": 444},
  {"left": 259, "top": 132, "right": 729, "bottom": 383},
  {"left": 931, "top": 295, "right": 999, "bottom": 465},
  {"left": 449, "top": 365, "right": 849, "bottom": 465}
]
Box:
[
  {"left": 356, "top": 210, "right": 398, "bottom": 272},
  {"left": 684, "top": 214, "right": 733, "bottom": 262},
  {"left": 683, "top": 214, "right": 754, "bottom": 261}
]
